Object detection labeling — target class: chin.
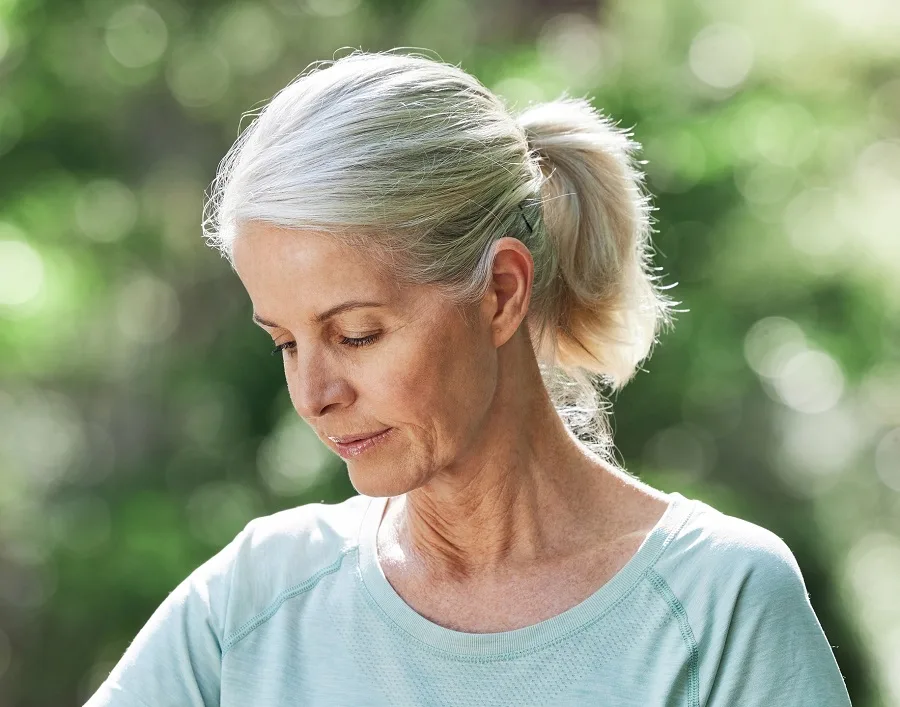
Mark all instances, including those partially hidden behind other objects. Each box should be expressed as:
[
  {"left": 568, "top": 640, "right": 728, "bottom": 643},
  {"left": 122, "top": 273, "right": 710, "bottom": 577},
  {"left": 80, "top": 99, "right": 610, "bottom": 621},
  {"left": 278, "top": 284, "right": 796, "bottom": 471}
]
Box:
[
  {"left": 346, "top": 461, "right": 427, "bottom": 499},
  {"left": 347, "top": 471, "right": 407, "bottom": 498}
]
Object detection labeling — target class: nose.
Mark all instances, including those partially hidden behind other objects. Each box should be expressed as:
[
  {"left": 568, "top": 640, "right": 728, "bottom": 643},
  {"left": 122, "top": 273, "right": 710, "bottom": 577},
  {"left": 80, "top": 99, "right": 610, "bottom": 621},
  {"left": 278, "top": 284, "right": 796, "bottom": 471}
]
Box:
[{"left": 286, "top": 344, "right": 353, "bottom": 419}]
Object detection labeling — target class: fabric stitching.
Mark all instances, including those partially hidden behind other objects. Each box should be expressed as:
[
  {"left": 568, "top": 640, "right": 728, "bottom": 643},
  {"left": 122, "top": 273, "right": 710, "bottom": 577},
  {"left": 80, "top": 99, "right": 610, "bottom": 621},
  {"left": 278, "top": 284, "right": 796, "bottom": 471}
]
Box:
[
  {"left": 355, "top": 496, "right": 700, "bottom": 663},
  {"left": 219, "top": 496, "right": 700, "bottom": 666},
  {"left": 647, "top": 496, "right": 698, "bottom": 568},
  {"left": 221, "top": 547, "right": 354, "bottom": 655},
  {"left": 358, "top": 550, "right": 657, "bottom": 664},
  {"left": 647, "top": 568, "right": 701, "bottom": 707}
]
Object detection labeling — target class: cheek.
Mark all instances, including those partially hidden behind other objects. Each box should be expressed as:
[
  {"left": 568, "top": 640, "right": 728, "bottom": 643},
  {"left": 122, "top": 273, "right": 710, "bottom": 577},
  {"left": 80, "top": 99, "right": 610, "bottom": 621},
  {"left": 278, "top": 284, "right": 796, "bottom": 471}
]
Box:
[{"left": 381, "top": 323, "right": 496, "bottom": 437}]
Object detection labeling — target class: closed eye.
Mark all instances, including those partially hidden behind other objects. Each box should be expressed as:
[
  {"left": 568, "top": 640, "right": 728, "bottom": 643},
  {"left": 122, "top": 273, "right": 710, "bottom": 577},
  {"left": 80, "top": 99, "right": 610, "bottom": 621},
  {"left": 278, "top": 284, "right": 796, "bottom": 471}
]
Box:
[
  {"left": 340, "top": 333, "right": 380, "bottom": 348},
  {"left": 270, "top": 333, "right": 381, "bottom": 356},
  {"left": 271, "top": 341, "right": 295, "bottom": 356}
]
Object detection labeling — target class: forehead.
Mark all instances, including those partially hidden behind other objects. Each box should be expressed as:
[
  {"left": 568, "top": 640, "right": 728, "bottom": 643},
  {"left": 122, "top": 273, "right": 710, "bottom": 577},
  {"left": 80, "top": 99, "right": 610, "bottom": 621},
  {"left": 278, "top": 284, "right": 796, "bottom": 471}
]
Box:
[{"left": 232, "top": 222, "right": 398, "bottom": 303}]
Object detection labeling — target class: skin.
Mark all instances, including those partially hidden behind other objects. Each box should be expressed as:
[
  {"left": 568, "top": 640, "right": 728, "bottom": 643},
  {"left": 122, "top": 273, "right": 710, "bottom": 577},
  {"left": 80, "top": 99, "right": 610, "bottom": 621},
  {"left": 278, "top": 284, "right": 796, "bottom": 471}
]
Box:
[{"left": 232, "top": 221, "right": 671, "bottom": 633}]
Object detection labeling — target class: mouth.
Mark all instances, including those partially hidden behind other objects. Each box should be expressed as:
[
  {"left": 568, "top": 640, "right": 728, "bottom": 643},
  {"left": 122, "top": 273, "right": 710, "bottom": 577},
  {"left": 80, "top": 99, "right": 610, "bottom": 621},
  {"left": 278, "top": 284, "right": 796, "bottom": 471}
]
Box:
[{"left": 327, "top": 428, "right": 393, "bottom": 458}]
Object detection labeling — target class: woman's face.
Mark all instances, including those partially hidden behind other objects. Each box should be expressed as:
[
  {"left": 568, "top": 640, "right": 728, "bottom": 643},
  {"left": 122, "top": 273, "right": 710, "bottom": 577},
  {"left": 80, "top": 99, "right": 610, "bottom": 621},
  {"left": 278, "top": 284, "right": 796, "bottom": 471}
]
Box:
[{"left": 232, "top": 223, "right": 499, "bottom": 497}]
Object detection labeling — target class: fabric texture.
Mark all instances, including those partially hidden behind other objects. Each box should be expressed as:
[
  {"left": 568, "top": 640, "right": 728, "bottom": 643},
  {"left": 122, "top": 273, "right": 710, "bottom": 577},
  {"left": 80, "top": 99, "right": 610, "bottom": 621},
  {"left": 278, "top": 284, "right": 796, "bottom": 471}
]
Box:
[{"left": 84, "top": 491, "right": 854, "bottom": 706}]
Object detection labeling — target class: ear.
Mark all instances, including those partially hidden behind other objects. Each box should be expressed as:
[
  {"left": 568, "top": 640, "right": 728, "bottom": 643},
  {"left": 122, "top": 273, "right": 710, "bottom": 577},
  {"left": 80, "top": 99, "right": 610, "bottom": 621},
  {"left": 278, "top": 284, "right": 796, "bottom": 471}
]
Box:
[{"left": 480, "top": 237, "right": 534, "bottom": 348}]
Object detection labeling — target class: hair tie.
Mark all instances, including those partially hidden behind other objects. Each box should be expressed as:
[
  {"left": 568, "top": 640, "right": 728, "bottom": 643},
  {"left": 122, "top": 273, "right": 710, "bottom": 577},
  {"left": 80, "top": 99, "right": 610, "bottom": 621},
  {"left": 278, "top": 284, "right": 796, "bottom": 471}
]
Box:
[{"left": 519, "top": 202, "right": 534, "bottom": 234}]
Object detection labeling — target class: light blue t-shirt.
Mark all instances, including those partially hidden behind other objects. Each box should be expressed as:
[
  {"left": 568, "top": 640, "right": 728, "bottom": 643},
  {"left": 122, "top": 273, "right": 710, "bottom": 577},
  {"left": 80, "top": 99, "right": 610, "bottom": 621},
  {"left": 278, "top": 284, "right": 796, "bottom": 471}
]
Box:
[{"left": 85, "top": 491, "right": 853, "bottom": 706}]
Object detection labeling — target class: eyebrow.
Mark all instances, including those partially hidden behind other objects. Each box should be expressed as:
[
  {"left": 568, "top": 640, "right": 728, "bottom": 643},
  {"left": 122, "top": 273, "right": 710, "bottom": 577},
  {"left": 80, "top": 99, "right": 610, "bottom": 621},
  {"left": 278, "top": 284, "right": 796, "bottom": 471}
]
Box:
[{"left": 252, "top": 300, "right": 386, "bottom": 328}]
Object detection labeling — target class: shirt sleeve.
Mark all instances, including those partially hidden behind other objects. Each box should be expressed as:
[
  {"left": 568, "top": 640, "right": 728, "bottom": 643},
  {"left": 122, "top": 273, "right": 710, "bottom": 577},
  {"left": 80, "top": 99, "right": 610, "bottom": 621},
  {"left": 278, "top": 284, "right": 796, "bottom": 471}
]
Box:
[
  {"left": 705, "top": 538, "right": 853, "bottom": 706},
  {"left": 83, "top": 525, "right": 249, "bottom": 707}
]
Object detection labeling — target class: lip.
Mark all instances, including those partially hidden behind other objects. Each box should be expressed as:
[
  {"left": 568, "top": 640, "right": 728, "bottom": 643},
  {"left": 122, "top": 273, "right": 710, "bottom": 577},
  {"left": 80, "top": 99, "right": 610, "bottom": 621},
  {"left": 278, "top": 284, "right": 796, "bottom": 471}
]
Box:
[{"left": 328, "top": 428, "right": 393, "bottom": 458}]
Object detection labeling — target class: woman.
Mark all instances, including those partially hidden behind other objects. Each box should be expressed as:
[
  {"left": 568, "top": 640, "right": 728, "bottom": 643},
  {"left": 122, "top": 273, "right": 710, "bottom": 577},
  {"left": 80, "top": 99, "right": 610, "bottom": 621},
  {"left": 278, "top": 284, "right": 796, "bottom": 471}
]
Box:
[{"left": 86, "top": 51, "right": 852, "bottom": 706}]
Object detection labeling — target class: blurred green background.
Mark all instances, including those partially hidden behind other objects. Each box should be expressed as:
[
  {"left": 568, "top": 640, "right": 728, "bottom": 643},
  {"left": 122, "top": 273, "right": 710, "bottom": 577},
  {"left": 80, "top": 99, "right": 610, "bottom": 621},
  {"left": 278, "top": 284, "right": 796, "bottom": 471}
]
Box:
[{"left": 1, "top": 0, "right": 898, "bottom": 704}]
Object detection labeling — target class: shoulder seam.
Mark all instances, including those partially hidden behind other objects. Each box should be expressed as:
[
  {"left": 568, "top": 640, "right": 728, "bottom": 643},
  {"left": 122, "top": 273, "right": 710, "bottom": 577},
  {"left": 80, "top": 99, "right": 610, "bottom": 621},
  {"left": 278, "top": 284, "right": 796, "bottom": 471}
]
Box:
[
  {"left": 645, "top": 496, "right": 699, "bottom": 574},
  {"left": 647, "top": 568, "right": 701, "bottom": 707},
  {"left": 222, "top": 546, "right": 355, "bottom": 655}
]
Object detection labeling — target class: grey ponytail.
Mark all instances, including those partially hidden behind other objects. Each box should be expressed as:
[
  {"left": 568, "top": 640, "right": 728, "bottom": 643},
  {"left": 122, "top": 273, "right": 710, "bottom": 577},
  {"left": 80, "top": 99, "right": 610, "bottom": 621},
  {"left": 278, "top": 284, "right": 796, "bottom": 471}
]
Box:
[
  {"left": 203, "top": 50, "right": 675, "bottom": 462},
  {"left": 518, "top": 97, "right": 674, "bottom": 389}
]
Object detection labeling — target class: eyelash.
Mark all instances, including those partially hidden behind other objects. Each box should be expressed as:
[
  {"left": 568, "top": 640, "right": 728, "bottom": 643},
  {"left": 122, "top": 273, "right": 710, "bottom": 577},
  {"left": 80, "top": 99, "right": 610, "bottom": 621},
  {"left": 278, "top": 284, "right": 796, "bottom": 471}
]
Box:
[{"left": 270, "top": 334, "right": 380, "bottom": 356}]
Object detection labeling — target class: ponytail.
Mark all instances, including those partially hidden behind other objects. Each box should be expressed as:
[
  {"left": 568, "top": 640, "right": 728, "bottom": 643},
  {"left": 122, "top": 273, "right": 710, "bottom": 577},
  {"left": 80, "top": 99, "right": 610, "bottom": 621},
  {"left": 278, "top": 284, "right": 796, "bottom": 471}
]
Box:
[{"left": 517, "top": 97, "right": 675, "bottom": 391}]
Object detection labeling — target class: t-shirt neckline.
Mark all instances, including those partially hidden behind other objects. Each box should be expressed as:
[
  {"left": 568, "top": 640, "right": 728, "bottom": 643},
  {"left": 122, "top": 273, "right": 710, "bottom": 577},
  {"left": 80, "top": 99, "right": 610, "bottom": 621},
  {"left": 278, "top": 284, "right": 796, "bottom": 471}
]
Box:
[{"left": 356, "top": 489, "right": 695, "bottom": 658}]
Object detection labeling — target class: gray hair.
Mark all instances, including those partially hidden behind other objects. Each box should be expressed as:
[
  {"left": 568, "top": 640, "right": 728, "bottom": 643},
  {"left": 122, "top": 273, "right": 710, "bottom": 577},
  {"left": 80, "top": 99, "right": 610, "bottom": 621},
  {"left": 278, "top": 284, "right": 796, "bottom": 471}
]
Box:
[{"left": 203, "top": 49, "right": 676, "bottom": 462}]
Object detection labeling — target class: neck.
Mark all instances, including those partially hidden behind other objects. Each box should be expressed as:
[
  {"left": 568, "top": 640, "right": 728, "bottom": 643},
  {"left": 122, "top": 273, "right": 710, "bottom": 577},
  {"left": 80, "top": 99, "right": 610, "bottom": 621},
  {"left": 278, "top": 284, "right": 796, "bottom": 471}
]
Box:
[{"left": 380, "top": 336, "right": 619, "bottom": 584}]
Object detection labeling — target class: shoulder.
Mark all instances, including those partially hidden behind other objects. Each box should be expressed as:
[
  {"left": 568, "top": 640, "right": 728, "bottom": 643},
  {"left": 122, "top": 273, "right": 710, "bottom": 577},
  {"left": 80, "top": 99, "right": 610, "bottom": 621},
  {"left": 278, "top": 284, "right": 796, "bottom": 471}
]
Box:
[
  {"left": 654, "top": 495, "right": 809, "bottom": 610},
  {"left": 651, "top": 494, "right": 816, "bottom": 637},
  {"left": 238, "top": 493, "right": 371, "bottom": 560},
  {"left": 651, "top": 496, "right": 852, "bottom": 705},
  {"left": 188, "top": 494, "right": 372, "bottom": 639},
  {"left": 232, "top": 493, "right": 371, "bottom": 582},
  {"left": 667, "top": 496, "right": 801, "bottom": 572}
]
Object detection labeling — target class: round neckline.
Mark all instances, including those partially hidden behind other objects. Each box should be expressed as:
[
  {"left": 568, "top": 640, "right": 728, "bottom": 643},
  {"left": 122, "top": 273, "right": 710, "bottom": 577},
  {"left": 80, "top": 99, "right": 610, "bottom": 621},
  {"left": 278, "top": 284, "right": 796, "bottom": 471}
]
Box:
[{"left": 356, "top": 490, "right": 695, "bottom": 658}]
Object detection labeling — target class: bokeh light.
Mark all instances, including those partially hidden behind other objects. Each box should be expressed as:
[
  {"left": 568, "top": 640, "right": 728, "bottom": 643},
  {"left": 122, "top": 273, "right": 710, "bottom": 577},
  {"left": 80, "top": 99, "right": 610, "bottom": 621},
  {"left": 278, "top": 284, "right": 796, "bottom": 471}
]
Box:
[
  {"left": 0, "top": 237, "right": 43, "bottom": 308},
  {"left": 114, "top": 272, "right": 181, "bottom": 344},
  {"left": 875, "top": 428, "right": 900, "bottom": 492},
  {"left": 104, "top": 4, "right": 168, "bottom": 69},
  {"left": 166, "top": 42, "right": 231, "bottom": 108},
  {"left": 75, "top": 179, "right": 138, "bottom": 243},
  {"left": 773, "top": 349, "right": 845, "bottom": 414},
  {"left": 258, "top": 410, "right": 335, "bottom": 496},
  {"left": 844, "top": 532, "right": 900, "bottom": 706},
  {"left": 187, "top": 481, "right": 263, "bottom": 546},
  {"left": 214, "top": 3, "right": 283, "bottom": 75},
  {"left": 688, "top": 23, "right": 754, "bottom": 90}
]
